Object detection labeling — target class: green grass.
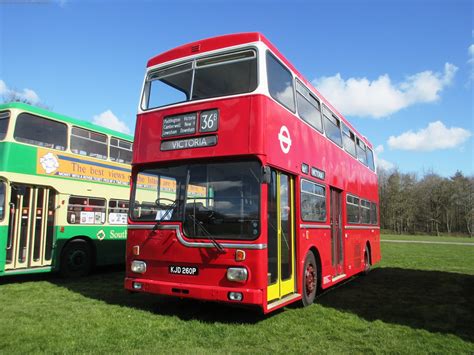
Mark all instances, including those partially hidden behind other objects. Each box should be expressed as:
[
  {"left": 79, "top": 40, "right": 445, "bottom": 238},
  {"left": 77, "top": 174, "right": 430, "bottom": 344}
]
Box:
[{"left": 0, "top": 238, "right": 473, "bottom": 354}]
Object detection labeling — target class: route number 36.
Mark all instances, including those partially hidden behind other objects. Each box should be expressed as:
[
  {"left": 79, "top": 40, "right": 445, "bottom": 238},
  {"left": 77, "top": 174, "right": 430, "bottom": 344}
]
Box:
[{"left": 199, "top": 109, "right": 219, "bottom": 133}]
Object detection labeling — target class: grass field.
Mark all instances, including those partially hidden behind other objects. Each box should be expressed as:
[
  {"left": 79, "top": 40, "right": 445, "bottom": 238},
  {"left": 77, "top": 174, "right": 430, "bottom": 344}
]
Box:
[{"left": 0, "top": 237, "right": 473, "bottom": 354}]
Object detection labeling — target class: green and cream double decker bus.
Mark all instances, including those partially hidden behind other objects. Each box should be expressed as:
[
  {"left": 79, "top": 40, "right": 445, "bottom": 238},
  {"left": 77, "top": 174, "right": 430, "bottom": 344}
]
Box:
[{"left": 0, "top": 103, "right": 133, "bottom": 277}]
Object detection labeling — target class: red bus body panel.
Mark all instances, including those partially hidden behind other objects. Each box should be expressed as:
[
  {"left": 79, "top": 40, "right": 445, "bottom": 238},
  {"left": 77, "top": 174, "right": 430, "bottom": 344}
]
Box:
[{"left": 126, "top": 33, "right": 381, "bottom": 313}]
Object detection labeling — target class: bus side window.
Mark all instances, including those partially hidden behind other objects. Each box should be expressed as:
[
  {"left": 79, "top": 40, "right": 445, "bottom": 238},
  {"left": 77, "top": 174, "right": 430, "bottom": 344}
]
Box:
[
  {"left": 14, "top": 112, "right": 67, "bottom": 151},
  {"left": 356, "top": 138, "right": 368, "bottom": 166},
  {"left": 110, "top": 138, "right": 133, "bottom": 164},
  {"left": 370, "top": 202, "right": 378, "bottom": 225},
  {"left": 346, "top": 195, "right": 360, "bottom": 224},
  {"left": 360, "top": 199, "right": 371, "bottom": 224},
  {"left": 342, "top": 123, "right": 356, "bottom": 157},
  {"left": 323, "top": 106, "right": 343, "bottom": 147},
  {"left": 366, "top": 148, "right": 375, "bottom": 171},
  {"left": 266, "top": 51, "right": 295, "bottom": 112},
  {"left": 67, "top": 196, "right": 106, "bottom": 224},
  {"left": 300, "top": 179, "right": 326, "bottom": 222},
  {"left": 109, "top": 199, "right": 129, "bottom": 225},
  {"left": 296, "top": 80, "right": 323, "bottom": 133},
  {"left": 71, "top": 127, "right": 108, "bottom": 160}
]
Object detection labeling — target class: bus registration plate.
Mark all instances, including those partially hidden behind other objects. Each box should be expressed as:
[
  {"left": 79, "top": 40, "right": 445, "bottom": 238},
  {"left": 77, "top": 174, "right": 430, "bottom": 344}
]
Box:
[{"left": 169, "top": 265, "right": 199, "bottom": 276}]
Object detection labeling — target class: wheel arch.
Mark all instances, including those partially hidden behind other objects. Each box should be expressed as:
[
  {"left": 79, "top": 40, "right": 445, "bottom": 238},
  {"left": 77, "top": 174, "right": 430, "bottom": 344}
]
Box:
[
  {"left": 308, "top": 246, "right": 322, "bottom": 290},
  {"left": 365, "top": 241, "right": 372, "bottom": 265},
  {"left": 60, "top": 235, "right": 97, "bottom": 268}
]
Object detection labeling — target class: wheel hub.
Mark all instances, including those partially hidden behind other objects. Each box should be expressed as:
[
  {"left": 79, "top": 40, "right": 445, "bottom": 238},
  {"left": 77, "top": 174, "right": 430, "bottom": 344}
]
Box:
[{"left": 305, "top": 264, "right": 316, "bottom": 295}]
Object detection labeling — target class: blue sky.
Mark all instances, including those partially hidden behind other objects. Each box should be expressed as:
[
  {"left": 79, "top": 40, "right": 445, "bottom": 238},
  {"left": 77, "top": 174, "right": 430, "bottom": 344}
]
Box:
[{"left": 1, "top": 0, "right": 472, "bottom": 176}]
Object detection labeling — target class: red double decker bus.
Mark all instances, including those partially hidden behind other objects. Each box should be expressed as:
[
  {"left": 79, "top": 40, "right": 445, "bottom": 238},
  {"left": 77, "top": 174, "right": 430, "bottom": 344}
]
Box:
[{"left": 125, "top": 33, "right": 380, "bottom": 313}]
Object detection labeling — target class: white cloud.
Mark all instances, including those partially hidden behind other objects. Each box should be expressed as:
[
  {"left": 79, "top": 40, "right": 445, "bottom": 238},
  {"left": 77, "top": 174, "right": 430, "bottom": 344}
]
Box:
[
  {"left": 377, "top": 157, "right": 395, "bottom": 171},
  {"left": 0, "top": 79, "right": 41, "bottom": 104},
  {"left": 388, "top": 121, "right": 471, "bottom": 151},
  {"left": 374, "top": 144, "right": 384, "bottom": 155},
  {"left": 373, "top": 144, "right": 395, "bottom": 170},
  {"left": 313, "top": 63, "right": 457, "bottom": 118},
  {"left": 92, "top": 110, "right": 131, "bottom": 135}
]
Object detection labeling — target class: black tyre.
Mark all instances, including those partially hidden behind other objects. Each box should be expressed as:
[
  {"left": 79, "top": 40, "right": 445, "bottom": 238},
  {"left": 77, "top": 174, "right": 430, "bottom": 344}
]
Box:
[
  {"left": 363, "top": 246, "right": 371, "bottom": 275},
  {"left": 60, "top": 239, "right": 92, "bottom": 277},
  {"left": 302, "top": 252, "right": 317, "bottom": 307}
]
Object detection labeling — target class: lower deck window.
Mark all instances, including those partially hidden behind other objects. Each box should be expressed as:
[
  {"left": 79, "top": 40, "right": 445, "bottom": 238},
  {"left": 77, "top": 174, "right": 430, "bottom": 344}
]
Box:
[
  {"left": 300, "top": 179, "right": 326, "bottom": 222},
  {"left": 361, "top": 199, "right": 371, "bottom": 224},
  {"left": 346, "top": 195, "right": 360, "bottom": 224},
  {"left": 108, "top": 199, "right": 129, "bottom": 224},
  {"left": 67, "top": 196, "right": 106, "bottom": 224}
]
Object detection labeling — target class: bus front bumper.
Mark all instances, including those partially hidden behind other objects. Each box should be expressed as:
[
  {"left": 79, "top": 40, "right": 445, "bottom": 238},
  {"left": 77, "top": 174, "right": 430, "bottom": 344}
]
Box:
[{"left": 124, "top": 277, "right": 263, "bottom": 306}]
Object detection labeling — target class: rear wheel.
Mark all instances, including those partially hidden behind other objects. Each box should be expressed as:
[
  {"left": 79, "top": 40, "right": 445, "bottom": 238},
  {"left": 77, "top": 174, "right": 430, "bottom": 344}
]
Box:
[
  {"left": 60, "top": 239, "right": 92, "bottom": 277},
  {"left": 363, "top": 247, "right": 371, "bottom": 275},
  {"left": 302, "top": 252, "right": 317, "bottom": 306}
]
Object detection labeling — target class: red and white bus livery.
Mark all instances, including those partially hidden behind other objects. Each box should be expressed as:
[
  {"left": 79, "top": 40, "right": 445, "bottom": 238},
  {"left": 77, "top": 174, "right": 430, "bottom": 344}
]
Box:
[{"left": 125, "top": 33, "right": 380, "bottom": 313}]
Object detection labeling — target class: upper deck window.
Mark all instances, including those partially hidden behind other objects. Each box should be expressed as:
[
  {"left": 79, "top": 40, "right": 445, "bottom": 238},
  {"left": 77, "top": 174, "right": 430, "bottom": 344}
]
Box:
[
  {"left": 367, "top": 147, "right": 375, "bottom": 171},
  {"left": 110, "top": 137, "right": 132, "bottom": 164},
  {"left": 322, "top": 106, "right": 342, "bottom": 147},
  {"left": 341, "top": 123, "right": 356, "bottom": 157},
  {"left": 296, "top": 80, "right": 322, "bottom": 133},
  {"left": 266, "top": 52, "right": 295, "bottom": 112},
  {"left": 71, "top": 126, "right": 108, "bottom": 160},
  {"left": 14, "top": 113, "right": 67, "bottom": 151},
  {"left": 145, "top": 49, "right": 257, "bottom": 110},
  {"left": 0, "top": 111, "right": 10, "bottom": 141},
  {"left": 356, "top": 138, "right": 368, "bottom": 165}
]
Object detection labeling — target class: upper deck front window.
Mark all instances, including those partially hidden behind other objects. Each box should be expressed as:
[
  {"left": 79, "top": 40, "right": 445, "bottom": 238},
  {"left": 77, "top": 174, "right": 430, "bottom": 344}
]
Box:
[
  {"left": 144, "top": 49, "right": 258, "bottom": 110},
  {"left": 0, "top": 111, "right": 9, "bottom": 141}
]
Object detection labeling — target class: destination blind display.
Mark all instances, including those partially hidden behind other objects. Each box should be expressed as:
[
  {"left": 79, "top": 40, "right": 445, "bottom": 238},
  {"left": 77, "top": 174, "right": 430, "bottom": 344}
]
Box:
[{"left": 162, "top": 113, "right": 197, "bottom": 137}]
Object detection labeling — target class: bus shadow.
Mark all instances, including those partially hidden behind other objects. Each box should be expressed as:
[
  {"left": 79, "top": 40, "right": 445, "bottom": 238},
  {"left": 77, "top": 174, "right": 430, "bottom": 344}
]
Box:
[
  {"left": 317, "top": 267, "right": 474, "bottom": 342},
  {"left": 51, "top": 269, "right": 269, "bottom": 325}
]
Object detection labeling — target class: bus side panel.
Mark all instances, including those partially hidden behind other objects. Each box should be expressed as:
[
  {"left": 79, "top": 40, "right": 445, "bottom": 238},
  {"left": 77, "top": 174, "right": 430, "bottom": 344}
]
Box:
[{"left": 55, "top": 226, "right": 127, "bottom": 268}]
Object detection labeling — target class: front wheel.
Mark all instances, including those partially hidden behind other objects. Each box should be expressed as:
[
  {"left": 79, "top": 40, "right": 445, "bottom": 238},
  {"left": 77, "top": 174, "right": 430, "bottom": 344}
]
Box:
[
  {"left": 60, "top": 239, "right": 92, "bottom": 277},
  {"left": 302, "top": 252, "right": 317, "bottom": 306}
]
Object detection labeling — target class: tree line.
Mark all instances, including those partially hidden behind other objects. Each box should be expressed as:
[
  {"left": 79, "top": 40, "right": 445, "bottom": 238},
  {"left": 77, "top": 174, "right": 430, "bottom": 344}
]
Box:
[{"left": 378, "top": 169, "right": 473, "bottom": 236}]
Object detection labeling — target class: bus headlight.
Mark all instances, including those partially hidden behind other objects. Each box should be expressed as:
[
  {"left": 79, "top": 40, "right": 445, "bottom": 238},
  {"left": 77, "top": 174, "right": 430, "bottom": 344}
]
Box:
[
  {"left": 131, "top": 260, "right": 147, "bottom": 274},
  {"left": 226, "top": 267, "right": 248, "bottom": 282}
]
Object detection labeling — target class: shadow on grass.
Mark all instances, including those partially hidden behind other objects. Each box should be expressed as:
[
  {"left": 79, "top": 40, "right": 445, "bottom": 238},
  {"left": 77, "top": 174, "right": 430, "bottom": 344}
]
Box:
[
  {"left": 49, "top": 266, "right": 269, "bottom": 324},
  {"left": 318, "top": 267, "right": 474, "bottom": 342},
  {"left": 5, "top": 265, "right": 472, "bottom": 338}
]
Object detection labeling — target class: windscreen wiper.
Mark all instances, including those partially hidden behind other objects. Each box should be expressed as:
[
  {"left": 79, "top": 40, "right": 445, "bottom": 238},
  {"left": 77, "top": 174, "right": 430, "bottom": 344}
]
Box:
[
  {"left": 152, "top": 198, "right": 179, "bottom": 232},
  {"left": 186, "top": 212, "right": 225, "bottom": 253}
]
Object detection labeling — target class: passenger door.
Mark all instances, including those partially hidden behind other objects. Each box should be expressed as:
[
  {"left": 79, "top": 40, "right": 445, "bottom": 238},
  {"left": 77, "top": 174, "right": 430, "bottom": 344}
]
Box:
[
  {"left": 330, "top": 187, "right": 344, "bottom": 275},
  {"left": 5, "top": 184, "right": 55, "bottom": 270},
  {"left": 267, "top": 170, "right": 295, "bottom": 302}
]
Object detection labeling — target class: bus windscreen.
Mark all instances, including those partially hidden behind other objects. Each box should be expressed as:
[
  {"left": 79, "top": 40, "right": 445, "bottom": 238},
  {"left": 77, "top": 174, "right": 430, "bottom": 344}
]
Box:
[
  {"left": 131, "top": 160, "right": 261, "bottom": 240},
  {"left": 0, "top": 111, "right": 9, "bottom": 141}
]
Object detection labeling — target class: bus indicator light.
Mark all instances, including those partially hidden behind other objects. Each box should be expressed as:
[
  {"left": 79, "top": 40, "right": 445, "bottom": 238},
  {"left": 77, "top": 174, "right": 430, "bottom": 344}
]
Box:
[
  {"left": 235, "top": 249, "right": 246, "bottom": 262},
  {"left": 132, "top": 245, "right": 140, "bottom": 256}
]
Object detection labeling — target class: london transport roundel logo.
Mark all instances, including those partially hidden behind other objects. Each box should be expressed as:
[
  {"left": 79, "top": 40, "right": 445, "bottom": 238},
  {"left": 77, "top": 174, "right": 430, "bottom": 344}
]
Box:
[{"left": 278, "top": 125, "right": 292, "bottom": 154}]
